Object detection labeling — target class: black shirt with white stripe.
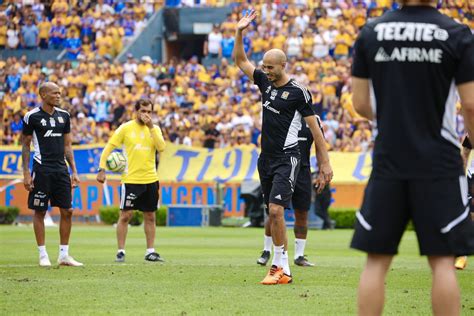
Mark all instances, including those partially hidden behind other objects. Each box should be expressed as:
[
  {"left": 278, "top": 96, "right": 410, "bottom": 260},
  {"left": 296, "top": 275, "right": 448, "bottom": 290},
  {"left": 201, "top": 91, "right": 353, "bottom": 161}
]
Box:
[
  {"left": 22, "top": 107, "right": 71, "bottom": 171},
  {"left": 253, "top": 69, "right": 314, "bottom": 157},
  {"left": 352, "top": 6, "right": 474, "bottom": 178}
]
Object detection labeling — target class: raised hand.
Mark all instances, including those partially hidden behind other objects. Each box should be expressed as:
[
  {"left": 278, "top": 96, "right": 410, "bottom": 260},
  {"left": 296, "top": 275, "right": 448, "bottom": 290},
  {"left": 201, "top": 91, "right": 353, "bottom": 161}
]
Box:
[{"left": 237, "top": 9, "right": 257, "bottom": 31}]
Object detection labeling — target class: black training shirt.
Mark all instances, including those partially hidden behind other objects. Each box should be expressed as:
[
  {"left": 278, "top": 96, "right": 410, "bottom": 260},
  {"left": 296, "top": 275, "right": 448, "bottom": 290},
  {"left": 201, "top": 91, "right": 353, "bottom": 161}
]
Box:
[
  {"left": 23, "top": 106, "right": 71, "bottom": 171},
  {"left": 253, "top": 69, "right": 315, "bottom": 157},
  {"left": 352, "top": 6, "right": 474, "bottom": 178}
]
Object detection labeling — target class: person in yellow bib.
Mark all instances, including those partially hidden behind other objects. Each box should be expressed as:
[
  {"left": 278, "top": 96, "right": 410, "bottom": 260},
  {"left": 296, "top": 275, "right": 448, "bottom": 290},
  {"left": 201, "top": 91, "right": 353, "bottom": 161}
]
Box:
[{"left": 97, "top": 99, "right": 166, "bottom": 263}]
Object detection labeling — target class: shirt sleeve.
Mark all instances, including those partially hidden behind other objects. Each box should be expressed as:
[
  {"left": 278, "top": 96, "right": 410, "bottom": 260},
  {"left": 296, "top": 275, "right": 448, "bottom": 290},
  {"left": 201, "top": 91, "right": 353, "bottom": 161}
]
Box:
[
  {"left": 455, "top": 27, "right": 474, "bottom": 85},
  {"left": 109, "top": 124, "right": 125, "bottom": 147},
  {"left": 63, "top": 114, "right": 71, "bottom": 133},
  {"left": 352, "top": 26, "right": 370, "bottom": 79},
  {"left": 22, "top": 115, "right": 34, "bottom": 136},
  {"left": 296, "top": 87, "right": 315, "bottom": 117},
  {"left": 253, "top": 68, "right": 268, "bottom": 91}
]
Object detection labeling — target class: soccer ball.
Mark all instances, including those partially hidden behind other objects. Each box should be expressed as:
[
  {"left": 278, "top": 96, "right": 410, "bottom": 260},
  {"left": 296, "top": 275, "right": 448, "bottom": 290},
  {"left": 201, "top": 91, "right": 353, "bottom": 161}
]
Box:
[{"left": 106, "top": 152, "right": 127, "bottom": 173}]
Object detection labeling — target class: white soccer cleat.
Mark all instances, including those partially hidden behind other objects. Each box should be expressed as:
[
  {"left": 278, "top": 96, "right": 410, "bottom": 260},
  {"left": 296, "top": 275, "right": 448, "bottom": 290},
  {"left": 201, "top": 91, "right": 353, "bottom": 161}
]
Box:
[
  {"left": 39, "top": 255, "right": 51, "bottom": 267},
  {"left": 57, "top": 256, "right": 84, "bottom": 267}
]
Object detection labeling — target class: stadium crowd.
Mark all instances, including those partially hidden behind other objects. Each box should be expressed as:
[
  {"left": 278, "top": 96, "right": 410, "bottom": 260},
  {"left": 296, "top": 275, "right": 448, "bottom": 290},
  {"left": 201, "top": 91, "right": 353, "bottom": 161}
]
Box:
[
  {"left": 0, "top": 0, "right": 158, "bottom": 55},
  {"left": 0, "top": 0, "right": 472, "bottom": 151}
]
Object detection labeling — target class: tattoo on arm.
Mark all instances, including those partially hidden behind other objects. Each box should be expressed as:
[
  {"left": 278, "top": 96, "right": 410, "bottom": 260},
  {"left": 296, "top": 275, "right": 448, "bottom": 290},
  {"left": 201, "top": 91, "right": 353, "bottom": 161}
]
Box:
[
  {"left": 65, "top": 148, "right": 76, "bottom": 172},
  {"left": 22, "top": 136, "right": 31, "bottom": 173}
]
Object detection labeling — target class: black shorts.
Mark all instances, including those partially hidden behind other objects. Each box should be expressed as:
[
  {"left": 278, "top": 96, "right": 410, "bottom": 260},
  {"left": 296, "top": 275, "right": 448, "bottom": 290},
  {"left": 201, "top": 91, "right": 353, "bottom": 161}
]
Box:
[
  {"left": 351, "top": 175, "right": 474, "bottom": 256},
  {"left": 28, "top": 167, "right": 72, "bottom": 211},
  {"left": 291, "top": 166, "right": 312, "bottom": 211},
  {"left": 120, "top": 181, "right": 160, "bottom": 212},
  {"left": 258, "top": 155, "right": 300, "bottom": 209}
]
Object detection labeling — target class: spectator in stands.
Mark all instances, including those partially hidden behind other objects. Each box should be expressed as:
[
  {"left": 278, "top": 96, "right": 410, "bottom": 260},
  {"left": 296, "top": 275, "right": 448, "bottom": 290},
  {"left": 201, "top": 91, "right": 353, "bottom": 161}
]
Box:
[
  {"left": 37, "top": 13, "right": 51, "bottom": 49},
  {"left": 94, "top": 93, "right": 110, "bottom": 123},
  {"left": 65, "top": 28, "right": 81, "bottom": 60},
  {"left": 204, "top": 24, "right": 222, "bottom": 59},
  {"left": 49, "top": 18, "right": 66, "bottom": 49},
  {"left": 231, "top": 108, "right": 253, "bottom": 133},
  {"left": 6, "top": 23, "right": 20, "bottom": 49},
  {"left": 0, "top": 15, "right": 7, "bottom": 49},
  {"left": 6, "top": 69, "right": 21, "bottom": 93},
  {"left": 80, "top": 10, "right": 94, "bottom": 40},
  {"left": 122, "top": 12, "right": 135, "bottom": 43},
  {"left": 203, "top": 120, "right": 220, "bottom": 149},
  {"left": 123, "top": 54, "right": 137, "bottom": 90},
  {"left": 220, "top": 30, "right": 234, "bottom": 59},
  {"left": 10, "top": 112, "right": 23, "bottom": 136}
]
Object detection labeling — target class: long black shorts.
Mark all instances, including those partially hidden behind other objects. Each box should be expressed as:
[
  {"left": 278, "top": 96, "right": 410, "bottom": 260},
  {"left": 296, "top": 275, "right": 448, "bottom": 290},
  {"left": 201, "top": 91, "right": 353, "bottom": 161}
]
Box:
[
  {"left": 291, "top": 166, "right": 312, "bottom": 211},
  {"left": 351, "top": 175, "right": 474, "bottom": 256},
  {"left": 28, "top": 167, "right": 72, "bottom": 211},
  {"left": 120, "top": 181, "right": 160, "bottom": 212},
  {"left": 258, "top": 155, "right": 300, "bottom": 209}
]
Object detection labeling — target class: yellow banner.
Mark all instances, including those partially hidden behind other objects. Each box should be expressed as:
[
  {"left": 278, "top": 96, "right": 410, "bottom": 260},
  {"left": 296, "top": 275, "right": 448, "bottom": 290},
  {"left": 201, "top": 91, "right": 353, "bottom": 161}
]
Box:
[
  {"left": 158, "top": 143, "right": 373, "bottom": 184},
  {"left": 1, "top": 143, "right": 374, "bottom": 184}
]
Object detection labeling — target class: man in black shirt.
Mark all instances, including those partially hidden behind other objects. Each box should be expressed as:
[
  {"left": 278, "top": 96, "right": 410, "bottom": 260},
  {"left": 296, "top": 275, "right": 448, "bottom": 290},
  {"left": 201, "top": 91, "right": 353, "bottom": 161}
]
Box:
[
  {"left": 234, "top": 10, "right": 333, "bottom": 285},
  {"left": 22, "top": 82, "right": 83, "bottom": 267},
  {"left": 203, "top": 121, "right": 220, "bottom": 149},
  {"left": 257, "top": 115, "right": 326, "bottom": 267},
  {"left": 350, "top": 1, "right": 474, "bottom": 314}
]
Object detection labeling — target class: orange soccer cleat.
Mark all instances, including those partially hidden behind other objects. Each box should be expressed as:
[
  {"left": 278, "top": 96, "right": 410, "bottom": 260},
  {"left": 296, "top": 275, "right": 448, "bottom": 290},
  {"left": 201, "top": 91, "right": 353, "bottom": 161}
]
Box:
[
  {"left": 260, "top": 265, "right": 284, "bottom": 285},
  {"left": 278, "top": 273, "right": 293, "bottom": 284}
]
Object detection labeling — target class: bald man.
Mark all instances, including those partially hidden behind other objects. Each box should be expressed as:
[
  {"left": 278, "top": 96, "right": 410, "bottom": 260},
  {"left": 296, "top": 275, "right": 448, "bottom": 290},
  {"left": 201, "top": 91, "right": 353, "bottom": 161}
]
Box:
[
  {"left": 234, "top": 10, "right": 333, "bottom": 285},
  {"left": 22, "top": 82, "right": 83, "bottom": 267}
]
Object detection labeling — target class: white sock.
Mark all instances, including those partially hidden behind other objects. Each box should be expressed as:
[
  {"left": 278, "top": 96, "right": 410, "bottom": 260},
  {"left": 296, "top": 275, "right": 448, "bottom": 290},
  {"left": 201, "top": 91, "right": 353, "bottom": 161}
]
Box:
[
  {"left": 146, "top": 248, "right": 155, "bottom": 255},
  {"left": 264, "top": 235, "right": 273, "bottom": 252},
  {"left": 118, "top": 249, "right": 125, "bottom": 254},
  {"left": 59, "top": 245, "right": 69, "bottom": 258},
  {"left": 38, "top": 245, "right": 48, "bottom": 257},
  {"left": 271, "top": 245, "right": 284, "bottom": 268},
  {"left": 282, "top": 250, "right": 291, "bottom": 276},
  {"left": 294, "top": 238, "right": 307, "bottom": 259}
]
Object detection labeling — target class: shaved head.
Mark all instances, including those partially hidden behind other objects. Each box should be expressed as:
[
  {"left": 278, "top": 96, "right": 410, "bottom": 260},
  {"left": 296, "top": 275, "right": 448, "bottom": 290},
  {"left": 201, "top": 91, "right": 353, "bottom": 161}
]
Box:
[
  {"left": 263, "top": 49, "right": 287, "bottom": 64},
  {"left": 261, "top": 49, "right": 288, "bottom": 85},
  {"left": 39, "top": 82, "right": 59, "bottom": 97},
  {"left": 38, "top": 82, "right": 61, "bottom": 107}
]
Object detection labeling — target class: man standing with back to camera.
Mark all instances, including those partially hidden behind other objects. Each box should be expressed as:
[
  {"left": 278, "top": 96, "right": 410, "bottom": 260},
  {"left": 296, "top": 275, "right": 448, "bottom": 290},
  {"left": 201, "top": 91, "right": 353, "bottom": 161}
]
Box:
[
  {"left": 234, "top": 10, "right": 333, "bottom": 285},
  {"left": 22, "top": 82, "right": 83, "bottom": 267},
  {"left": 97, "top": 99, "right": 166, "bottom": 263},
  {"left": 350, "top": 1, "right": 474, "bottom": 315}
]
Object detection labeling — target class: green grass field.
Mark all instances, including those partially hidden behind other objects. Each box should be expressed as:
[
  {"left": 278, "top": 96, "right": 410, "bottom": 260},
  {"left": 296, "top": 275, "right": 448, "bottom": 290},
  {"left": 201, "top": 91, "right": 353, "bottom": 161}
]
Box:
[{"left": 0, "top": 226, "right": 473, "bottom": 315}]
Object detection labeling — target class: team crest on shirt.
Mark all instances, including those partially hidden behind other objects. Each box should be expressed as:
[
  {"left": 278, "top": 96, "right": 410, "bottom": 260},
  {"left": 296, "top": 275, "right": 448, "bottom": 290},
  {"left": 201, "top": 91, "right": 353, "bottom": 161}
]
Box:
[
  {"left": 281, "top": 91, "right": 290, "bottom": 99},
  {"left": 33, "top": 199, "right": 40, "bottom": 206},
  {"left": 49, "top": 118, "right": 56, "bottom": 127},
  {"left": 58, "top": 116, "right": 64, "bottom": 123},
  {"left": 40, "top": 119, "right": 47, "bottom": 126},
  {"left": 270, "top": 90, "right": 277, "bottom": 100}
]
